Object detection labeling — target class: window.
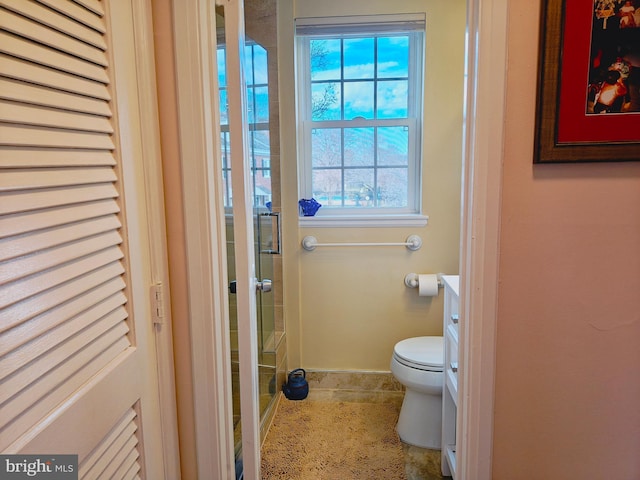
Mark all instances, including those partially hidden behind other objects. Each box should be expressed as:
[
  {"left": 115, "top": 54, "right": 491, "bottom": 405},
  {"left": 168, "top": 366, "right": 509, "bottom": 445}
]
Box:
[
  {"left": 296, "top": 15, "right": 426, "bottom": 220},
  {"left": 218, "top": 41, "right": 272, "bottom": 209}
]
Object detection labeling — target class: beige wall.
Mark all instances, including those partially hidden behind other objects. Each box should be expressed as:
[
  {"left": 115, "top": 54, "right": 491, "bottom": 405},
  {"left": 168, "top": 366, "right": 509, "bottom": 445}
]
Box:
[
  {"left": 492, "top": 0, "right": 640, "bottom": 477},
  {"left": 280, "top": 0, "right": 466, "bottom": 371}
]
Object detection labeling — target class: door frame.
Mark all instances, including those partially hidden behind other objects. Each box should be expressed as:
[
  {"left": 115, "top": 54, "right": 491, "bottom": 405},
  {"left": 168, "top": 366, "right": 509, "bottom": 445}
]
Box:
[
  {"left": 457, "top": 0, "right": 507, "bottom": 478},
  {"left": 171, "top": 0, "right": 507, "bottom": 479},
  {"left": 171, "top": 1, "right": 237, "bottom": 479},
  {"left": 125, "top": 2, "right": 182, "bottom": 477}
]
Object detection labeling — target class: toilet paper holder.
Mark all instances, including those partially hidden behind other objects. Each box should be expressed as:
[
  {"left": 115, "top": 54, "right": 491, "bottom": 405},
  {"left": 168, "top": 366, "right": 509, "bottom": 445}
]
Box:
[{"left": 404, "top": 272, "right": 444, "bottom": 289}]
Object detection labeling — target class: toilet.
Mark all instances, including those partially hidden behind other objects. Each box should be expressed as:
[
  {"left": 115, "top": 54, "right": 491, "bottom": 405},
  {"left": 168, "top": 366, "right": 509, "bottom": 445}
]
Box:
[{"left": 390, "top": 336, "right": 444, "bottom": 449}]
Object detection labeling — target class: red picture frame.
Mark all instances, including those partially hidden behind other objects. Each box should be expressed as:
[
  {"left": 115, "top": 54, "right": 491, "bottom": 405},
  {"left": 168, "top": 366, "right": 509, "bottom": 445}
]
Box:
[{"left": 534, "top": 0, "right": 640, "bottom": 163}]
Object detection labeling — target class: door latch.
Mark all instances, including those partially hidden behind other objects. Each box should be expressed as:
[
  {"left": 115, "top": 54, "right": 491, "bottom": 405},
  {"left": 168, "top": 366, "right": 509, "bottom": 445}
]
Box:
[{"left": 256, "top": 279, "right": 272, "bottom": 292}]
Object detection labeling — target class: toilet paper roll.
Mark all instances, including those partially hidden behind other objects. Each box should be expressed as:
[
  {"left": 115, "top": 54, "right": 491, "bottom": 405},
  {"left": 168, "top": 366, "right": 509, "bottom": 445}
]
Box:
[{"left": 418, "top": 274, "right": 439, "bottom": 297}]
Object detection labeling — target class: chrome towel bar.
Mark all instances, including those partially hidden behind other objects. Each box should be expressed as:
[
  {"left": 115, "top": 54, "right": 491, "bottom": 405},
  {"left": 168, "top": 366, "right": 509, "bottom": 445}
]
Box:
[{"left": 301, "top": 234, "right": 422, "bottom": 251}]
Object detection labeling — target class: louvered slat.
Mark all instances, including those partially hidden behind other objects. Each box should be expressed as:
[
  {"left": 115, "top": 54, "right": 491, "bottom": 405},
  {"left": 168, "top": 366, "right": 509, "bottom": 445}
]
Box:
[
  {"left": 0, "top": 148, "right": 115, "bottom": 169},
  {"left": 0, "top": 247, "right": 124, "bottom": 309},
  {"left": 111, "top": 451, "right": 141, "bottom": 480},
  {"left": 0, "top": 325, "right": 130, "bottom": 440},
  {"left": 1, "top": 216, "right": 120, "bottom": 262},
  {"left": 0, "top": 323, "right": 129, "bottom": 429},
  {"left": 0, "top": 339, "right": 131, "bottom": 447},
  {"left": 121, "top": 463, "right": 142, "bottom": 480},
  {"left": 109, "top": 448, "right": 140, "bottom": 480},
  {"left": 79, "top": 410, "right": 137, "bottom": 479},
  {"left": 0, "top": 231, "right": 122, "bottom": 285},
  {"left": 0, "top": 0, "right": 107, "bottom": 50},
  {"left": 72, "top": 0, "right": 104, "bottom": 17},
  {"left": 0, "top": 167, "right": 117, "bottom": 191},
  {"left": 0, "top": 184, "right": 118, "bottom": 215},
  {"left": 0, "top": 340, "right": 131, "bottom": 451},
  {"left": 0, "top": 303, "right": 128, "bottom": 382},
  {"left": 0, "top": 278, "right": 125, "bottom": 353},
  {"left": 80, "top": 410, "right": 141, "bottom": 480},
  {"left": 97, "top": 434, "right": 139, "bottom": 480},
  {"left": 0, "top": 54, "right": 111, "bottom": 100},
  {"left": 0, "top": 32, "right": 108, "bottom": 83},
  {"left": 0, "top": 101, "right": 113, "bottom": 133},
  {"left": 0, "top": 79, "right": 112, "bottom": 117},
  {"left": 36, "top": 0, "right": 106, "bottom": 33},
  {"left": 0, "top": 264, "right": 124, "bottom": 333},
  {"left": 0, "top": 8, "right": 108, "bottom": 66},
  {"left": 0, "top": 199, "right": 119, "bottom": 238},
  {"left": 0, "top": 125, "right": 115, "bottom": 149}
]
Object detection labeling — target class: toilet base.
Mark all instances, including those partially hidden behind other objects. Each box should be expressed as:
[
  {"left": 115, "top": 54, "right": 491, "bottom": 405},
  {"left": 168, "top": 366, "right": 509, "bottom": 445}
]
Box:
[{"left": 396, "top": 388, "right": 442, "bottom": 449}]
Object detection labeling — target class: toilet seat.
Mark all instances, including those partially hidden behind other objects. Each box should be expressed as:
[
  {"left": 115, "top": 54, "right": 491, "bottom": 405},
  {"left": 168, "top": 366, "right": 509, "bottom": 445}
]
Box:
[{"left": 393, "top": 336, "right": 443, "bottom": 372}]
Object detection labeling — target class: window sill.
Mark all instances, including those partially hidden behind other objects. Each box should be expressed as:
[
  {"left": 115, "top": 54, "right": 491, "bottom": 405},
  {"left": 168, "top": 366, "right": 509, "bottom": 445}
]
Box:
[{"left": 298, "top": 214, "right": 429, "bottom": 228}]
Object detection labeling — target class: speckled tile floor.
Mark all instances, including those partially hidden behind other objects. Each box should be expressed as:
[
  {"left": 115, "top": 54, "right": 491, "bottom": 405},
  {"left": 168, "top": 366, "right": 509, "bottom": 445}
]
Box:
[
  {"left": 403, "top": 443, "right": 448, "bottom": 480},
  {"left": 299, "top": 388, "right": 449, "bottom": 479}
]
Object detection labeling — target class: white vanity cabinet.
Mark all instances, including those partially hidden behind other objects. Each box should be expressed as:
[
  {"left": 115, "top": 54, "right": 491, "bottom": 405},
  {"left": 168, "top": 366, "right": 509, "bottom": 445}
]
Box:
[{"left": 441, "top": 275, "right": 459, "bottom": 478}]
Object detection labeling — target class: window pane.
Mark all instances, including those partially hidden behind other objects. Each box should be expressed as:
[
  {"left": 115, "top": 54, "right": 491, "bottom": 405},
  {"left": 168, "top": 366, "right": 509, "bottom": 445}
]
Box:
[
  {"left": 312, "top": 82, "right": 341, "bottom": 120},
  {"left": 221, "top": 131, "right": 231, "bottom": 206},
  {"left": 252, "top": 130, "right": 271, "bottom": 206},
  {"left": 253, "top": 130, "right": 270, "bottom": 162},
  {"left": 377, "top": 126, "right": 408, "bottom": 166},
  {"left": 254, "top": 86, "right": 269, "bottom": 123},
  {"left": 344, "top": 128, "right": 374, "bottom": 166},
  {"left": 377, "top": 80, "right": 408, "bottom": 119},
  {"left": 312, "top": 168, "right": 342, "bottom": 205},
  {"left": 344, "top": 81, "right": 374, "bottom": 120},
  {"left": 244, "top": 45, "right": 254, "bottom": 84},
  {"left": 377, "top": 36, "right": 409, "bottom": 78},
  {"left": 217, "top": 48, "right": 226, "bottom": 86},
  {"left": 378, "top": 168, "right": 408, "bottom": 207},
  {"left": 253, "top": 45, "right": 268, "bottom": 84},
  {"left": 310, "top": 39, "right": 341, "bottom": 81},
  {"left": 221, "top": 132, "right": 230, "bottom": 169},
  {"left": 246, "top": 86, "right": 255, "bottom": 123},
  {"left": 345, "top": 168, "right": 375, "bottom": 207},
  {"left": 219, "top": 89, "right": 228, "bottom": 125},
  {"left": 344, "top": 38, "right": 374, "bottom": 79},
  {"left": 312, "top": 128, "right": 342, "bottom": 167}
]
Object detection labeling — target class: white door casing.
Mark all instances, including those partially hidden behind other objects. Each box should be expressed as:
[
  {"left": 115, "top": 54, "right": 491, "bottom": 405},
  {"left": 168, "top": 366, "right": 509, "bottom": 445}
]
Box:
[
  {"left": 170, "top": 0, "right": 237, "bottom": 478},
  {"left": 171, "top": 0, "right": 263, "bottom": 478},
  {"left": 457, "top": 0, "right": 506, "bottom": 478},
  {"left": 0, "top": 1, "right": 179, "bottom": 478},
  {"left": 169, "top": 0, "right": 508, "bottom": 479}
]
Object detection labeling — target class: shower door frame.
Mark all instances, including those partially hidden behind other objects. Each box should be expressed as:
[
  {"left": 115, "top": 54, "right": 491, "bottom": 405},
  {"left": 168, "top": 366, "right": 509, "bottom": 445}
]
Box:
[
  {"left": 170, "top": 0, "right": 507, "bottom": 479},
  {"left": 222, "top": 1, "right": 263, "bottom": 479}
]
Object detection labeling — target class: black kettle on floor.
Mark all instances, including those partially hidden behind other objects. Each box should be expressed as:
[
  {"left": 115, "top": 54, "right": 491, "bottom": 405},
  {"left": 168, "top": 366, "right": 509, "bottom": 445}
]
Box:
[{"left": 282, "top": 368, "right": 309, "bottom": 400}]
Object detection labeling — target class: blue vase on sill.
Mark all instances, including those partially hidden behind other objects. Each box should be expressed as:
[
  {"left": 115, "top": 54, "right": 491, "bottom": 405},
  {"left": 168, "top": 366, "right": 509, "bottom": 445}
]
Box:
[{"left": 299, "top": 198, "right": 322, "bottom": 216}]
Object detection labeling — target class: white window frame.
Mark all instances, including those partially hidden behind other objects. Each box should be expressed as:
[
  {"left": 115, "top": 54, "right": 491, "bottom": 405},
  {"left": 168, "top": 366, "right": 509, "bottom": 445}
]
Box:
[{"left": 295, "top": 15, "right": 428, "bottom": 227}]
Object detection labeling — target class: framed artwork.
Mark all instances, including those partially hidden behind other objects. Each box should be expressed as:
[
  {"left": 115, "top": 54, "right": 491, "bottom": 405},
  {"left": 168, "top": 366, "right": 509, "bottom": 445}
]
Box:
[{"left": 535, "top": 0, "right": 640, "bottom": 163}]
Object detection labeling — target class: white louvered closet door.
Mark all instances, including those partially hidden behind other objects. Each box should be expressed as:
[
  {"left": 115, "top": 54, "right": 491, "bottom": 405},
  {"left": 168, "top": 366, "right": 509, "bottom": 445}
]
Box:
[{"left": 0, "top": 1, "right": 168, "bottom": 479}]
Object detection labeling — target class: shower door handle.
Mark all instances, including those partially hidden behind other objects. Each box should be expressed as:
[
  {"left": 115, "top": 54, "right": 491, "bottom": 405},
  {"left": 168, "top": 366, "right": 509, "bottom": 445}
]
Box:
[
  {"left": 230, "top": 279, "right": 272, "bottom": 293},
  {"left": 259, "top": 212, "right": 281, "bottom": 255},
  {"left": 256, "top": 278, "right": 272, "bottom": 293}
]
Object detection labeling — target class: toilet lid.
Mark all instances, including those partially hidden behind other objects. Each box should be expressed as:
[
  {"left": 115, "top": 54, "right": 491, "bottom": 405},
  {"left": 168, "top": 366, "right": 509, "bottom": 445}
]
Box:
[{"left": 393, "top": 336, "right": 443, "bottom": 370}]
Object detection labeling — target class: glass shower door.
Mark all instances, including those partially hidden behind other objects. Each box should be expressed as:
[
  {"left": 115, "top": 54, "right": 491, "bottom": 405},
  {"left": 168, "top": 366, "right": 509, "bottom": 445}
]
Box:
[{"left": 216, "top": 3, "right": 278, "bottom": 478}]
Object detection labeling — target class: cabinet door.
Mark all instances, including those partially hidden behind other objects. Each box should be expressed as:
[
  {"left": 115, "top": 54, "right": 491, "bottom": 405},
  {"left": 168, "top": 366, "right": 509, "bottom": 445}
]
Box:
[
  {"left": 442, "top": 278, "right": 460, "bottom": 478},
  {"left": 0, "top": 2, "right": 172, "bottom": 478}
]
